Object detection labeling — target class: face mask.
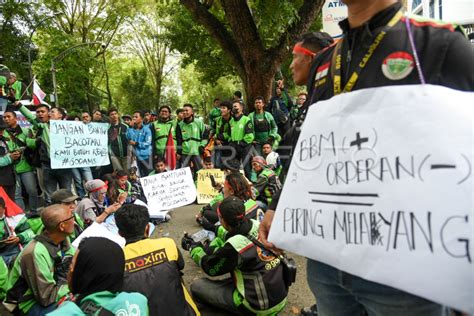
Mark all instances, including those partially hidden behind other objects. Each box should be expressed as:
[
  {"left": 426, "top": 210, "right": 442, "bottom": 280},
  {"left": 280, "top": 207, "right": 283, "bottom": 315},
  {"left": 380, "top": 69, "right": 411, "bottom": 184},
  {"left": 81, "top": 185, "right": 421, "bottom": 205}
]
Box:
[{"left": 232, "top": 107, "right": 239, "bottom": 115}]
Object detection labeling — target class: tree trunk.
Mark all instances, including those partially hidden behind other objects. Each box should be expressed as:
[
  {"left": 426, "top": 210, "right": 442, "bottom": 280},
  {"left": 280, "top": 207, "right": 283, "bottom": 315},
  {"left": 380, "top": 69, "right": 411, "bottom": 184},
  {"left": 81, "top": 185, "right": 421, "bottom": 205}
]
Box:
[
  {"left": 102, "top": 53, "right": 113, "bottom": 108},
  {"left": 180, "top": 0, "right": 324, "bottom": 113}
]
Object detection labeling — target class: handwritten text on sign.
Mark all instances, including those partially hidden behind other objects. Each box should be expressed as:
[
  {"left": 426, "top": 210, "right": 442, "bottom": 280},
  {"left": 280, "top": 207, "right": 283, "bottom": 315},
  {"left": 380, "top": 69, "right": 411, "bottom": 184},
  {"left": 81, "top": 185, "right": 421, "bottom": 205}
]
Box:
[
  {"left": 50, "top": 121, "right": 109, "bottom": 169},
  {"left": 196, "top": 169, "right": 225, "bottom": 204},
  {"left": 140, "top": 167, "right": 196, "bottom": 211},
  {"left": 268, "top": 85, "right": 473, "bottom": 313}
]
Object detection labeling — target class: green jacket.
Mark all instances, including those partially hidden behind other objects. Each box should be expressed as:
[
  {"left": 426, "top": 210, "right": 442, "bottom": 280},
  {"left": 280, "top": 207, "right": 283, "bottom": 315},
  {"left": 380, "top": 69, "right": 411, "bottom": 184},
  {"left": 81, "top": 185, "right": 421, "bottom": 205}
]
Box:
[
  {"left": 19, "top": 105, "right": 51, "bottom": 164},
  {"left": 151, "top": 119, "right": 176, "bottom": 157},
  {"left": 176, "top": 117, "right": 207, "bottom": 155},
  {"left": 191, "top": 219, "right": 287, "bottom": 315},
  {"left": 4, "top": 126, "right": 36, "bottom": 174},
  {"left": 248, "top": 111, "right": 278, "bottom": 145},
  {"left": 0, "top": 216, "right": 35, "bottom": 246},
  {"left": 48, "top": 291, "right": 149, "bottom": 316},
  {"left": 229, "top": 114, "right": 254, "bottom": 145},
  {"left": 0, "top": 257, "right": 7, "bottom": 301},
  {"left": 6, "top": 233, "right": 75, "bottom": 313},
  {"left": 209, "top": 106, "right": 222, "bottom": 133},
  {"left": 214, "top": 115, "right": 231, "bottom": 144}
]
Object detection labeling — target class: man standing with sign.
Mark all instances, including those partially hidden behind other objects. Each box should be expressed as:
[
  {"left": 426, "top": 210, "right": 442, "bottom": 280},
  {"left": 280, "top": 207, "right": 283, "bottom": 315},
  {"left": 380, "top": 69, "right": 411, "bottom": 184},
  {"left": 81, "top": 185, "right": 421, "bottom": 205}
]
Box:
[
  {"left": 260, "top": 1, "right": 474, "bottom": 315},
  {"left": 15, "top": 103, "right": 73, "bottom": 204}
]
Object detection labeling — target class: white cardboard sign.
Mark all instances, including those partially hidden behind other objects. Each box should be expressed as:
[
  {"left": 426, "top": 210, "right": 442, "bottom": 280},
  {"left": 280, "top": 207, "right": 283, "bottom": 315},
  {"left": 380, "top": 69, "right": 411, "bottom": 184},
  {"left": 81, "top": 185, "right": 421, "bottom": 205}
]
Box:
[
  {"left": 269, "top": 85, "right": 473, "bottom": 313},
  {"left": 49, "top": 121, "right": 110, "bottom": 169},
  {"left": 140, "top": 167, "right": 197, "bottom": 211}
]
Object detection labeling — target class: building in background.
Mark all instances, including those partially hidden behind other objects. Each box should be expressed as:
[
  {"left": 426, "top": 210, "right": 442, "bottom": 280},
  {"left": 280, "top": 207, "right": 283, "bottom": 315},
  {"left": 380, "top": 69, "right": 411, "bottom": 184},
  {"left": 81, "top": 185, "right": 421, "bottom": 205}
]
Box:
[{"left": 407, "top": 0, "right": 474, "bottom": 41}]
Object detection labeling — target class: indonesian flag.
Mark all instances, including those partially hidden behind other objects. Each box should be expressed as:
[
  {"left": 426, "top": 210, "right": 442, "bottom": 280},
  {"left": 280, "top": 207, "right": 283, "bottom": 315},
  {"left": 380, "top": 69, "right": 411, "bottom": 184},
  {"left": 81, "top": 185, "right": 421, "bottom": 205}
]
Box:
[
  {"left": 164, "top": 129, "right": 176, "bottom": 170},
  {"left": 32, "top": 78, "right": 46, "bottom": 106},
  {"left": 0, "top": 186, "right": 24, "bottom": 217}
]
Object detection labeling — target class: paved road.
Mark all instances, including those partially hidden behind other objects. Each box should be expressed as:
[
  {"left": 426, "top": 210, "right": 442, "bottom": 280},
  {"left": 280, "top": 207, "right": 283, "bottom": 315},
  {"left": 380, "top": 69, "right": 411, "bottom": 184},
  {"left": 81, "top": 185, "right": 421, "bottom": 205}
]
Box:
[{"left": 156, "top": 203, "right": 315, "bottom": 315}]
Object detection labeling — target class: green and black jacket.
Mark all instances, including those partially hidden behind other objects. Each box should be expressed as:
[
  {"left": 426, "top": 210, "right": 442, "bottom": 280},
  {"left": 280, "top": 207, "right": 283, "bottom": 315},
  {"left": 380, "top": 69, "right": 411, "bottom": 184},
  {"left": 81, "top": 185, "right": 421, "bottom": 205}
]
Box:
[{"left": 191, "top": 219, "right": 287, "bottom": 315}]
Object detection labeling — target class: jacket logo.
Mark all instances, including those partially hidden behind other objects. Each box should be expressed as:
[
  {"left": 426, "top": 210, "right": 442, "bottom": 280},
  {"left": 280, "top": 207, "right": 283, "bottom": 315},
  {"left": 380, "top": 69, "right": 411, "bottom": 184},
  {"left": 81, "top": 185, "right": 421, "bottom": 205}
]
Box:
[
  {"left": 125, "top": 249, "right": 168, "bottom": 272},
  {"left": 315, "top": 62, "right": 330, "bottom": 81},
  {"left": 382, "top": 51, "right": 414, "bottom": 80}
]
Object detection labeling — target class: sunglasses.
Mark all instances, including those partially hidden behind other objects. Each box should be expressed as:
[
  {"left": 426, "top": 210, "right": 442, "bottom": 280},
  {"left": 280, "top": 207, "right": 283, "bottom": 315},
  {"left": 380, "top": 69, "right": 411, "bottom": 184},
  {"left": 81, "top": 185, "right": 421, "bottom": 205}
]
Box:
[{"left": 56, "top": 215, "right": 75, "bottom": 227}]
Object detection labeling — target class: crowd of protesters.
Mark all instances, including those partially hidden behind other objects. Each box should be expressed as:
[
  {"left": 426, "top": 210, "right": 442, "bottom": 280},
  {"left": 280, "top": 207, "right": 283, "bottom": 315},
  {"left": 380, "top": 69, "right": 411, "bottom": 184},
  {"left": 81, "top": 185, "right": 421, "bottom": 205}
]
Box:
[{"left": 0, "top": 46, "right": 304, "bottom": 315}]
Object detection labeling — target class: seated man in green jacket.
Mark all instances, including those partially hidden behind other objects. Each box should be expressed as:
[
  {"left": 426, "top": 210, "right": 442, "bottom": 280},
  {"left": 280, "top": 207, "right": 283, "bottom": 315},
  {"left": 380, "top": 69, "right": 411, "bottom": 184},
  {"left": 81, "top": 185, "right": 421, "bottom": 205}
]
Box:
[
  {"left": 0, "top": 197, "right": 34, "bottom": 266},
  {"left": 4, "top": 204, "right": 75, "bottom": 315},
  {"left": 182, "top": 196, "right": 288, "bottom": 315}
]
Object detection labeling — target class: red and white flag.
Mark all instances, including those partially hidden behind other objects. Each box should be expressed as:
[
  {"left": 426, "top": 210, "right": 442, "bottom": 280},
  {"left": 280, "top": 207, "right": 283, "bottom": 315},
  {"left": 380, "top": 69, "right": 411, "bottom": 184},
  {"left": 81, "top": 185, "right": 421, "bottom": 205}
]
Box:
[
  {"left": 32, "top": 78, "right": 46, "bottom": 106},
  {"left": 165, "top": 129, "right": 176, "bottom": 170}
]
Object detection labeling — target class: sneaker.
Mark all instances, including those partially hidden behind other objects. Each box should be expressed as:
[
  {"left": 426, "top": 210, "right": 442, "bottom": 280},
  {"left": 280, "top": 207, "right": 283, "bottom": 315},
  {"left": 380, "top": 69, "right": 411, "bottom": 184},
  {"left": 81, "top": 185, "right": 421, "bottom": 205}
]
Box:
[{"left": 301, "top": 304, "right": 318, "bottom": 316}]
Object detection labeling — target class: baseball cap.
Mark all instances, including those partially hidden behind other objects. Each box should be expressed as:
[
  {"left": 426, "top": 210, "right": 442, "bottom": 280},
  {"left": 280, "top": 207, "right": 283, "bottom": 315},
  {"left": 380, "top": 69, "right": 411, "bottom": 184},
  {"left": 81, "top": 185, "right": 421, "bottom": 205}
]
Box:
[{"left": 51, "top": 189, "right": 79, "bottom": 203}]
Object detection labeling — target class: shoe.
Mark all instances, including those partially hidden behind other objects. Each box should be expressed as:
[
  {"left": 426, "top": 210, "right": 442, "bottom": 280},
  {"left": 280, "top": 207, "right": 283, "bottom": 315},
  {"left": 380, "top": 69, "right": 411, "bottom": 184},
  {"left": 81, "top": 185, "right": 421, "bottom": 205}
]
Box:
[{"left": 301, "top": 304, "right": 318, "bottom": 316}]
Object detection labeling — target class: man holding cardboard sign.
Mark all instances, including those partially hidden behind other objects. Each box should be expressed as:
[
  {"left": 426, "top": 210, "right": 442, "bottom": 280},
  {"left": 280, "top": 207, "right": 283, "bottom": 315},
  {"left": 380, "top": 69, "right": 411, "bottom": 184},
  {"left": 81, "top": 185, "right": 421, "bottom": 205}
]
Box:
[{"left": 260, "top": 0, "right": 474, "bottom": 315}]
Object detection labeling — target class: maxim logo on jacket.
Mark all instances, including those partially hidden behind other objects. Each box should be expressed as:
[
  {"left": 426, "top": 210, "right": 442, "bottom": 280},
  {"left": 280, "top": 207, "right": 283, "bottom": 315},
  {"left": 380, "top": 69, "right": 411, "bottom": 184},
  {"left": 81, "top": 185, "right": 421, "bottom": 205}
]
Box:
[{"left": 125, "top": 249, "right": 169, "bottom": 272}]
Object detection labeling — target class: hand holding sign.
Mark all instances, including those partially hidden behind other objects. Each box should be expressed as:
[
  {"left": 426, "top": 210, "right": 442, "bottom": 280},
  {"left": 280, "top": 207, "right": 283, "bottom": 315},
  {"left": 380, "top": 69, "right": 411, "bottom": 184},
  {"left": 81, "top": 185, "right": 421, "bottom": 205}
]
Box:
[{"left": 269, "top": 85, "right": 473, "bottom": 313}]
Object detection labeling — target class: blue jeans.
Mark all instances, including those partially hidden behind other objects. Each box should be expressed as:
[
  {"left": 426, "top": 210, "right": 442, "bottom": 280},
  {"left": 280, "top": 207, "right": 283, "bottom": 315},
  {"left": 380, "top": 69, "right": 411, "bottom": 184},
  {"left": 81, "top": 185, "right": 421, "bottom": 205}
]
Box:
[
  {"left": 42, "top": 164, "right": 73, "bottom": 204},
  {"left": 72, "top": 167, "right": 93, "bottom": 197},
  {"left": 15, "top": 171, "right": 39, "bottom": 212},
  {"left": 25, "top": 303, "right": 57, "bottom": 316},
  {"left": 306, "top": 259, "right": 447, "bottom": 316}
]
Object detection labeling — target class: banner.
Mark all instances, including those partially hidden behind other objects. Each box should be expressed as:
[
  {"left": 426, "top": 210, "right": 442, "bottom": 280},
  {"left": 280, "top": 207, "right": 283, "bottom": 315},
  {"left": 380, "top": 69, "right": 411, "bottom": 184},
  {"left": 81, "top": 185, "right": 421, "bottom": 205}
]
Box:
[
  {"left": 322, "top": 0, "right": 347, "bottom": 38},
  {"left": 140, "top": 167, "right": 196, "bottom": 210},
  {"left": 196, "top": 168, "right": 225, "bottom": 204},
  {"left": 49, "top": 121, "right": 110, "bottom": 169},
  {"left": 268, "top": 85, "right": 473, "bottom": 313}
]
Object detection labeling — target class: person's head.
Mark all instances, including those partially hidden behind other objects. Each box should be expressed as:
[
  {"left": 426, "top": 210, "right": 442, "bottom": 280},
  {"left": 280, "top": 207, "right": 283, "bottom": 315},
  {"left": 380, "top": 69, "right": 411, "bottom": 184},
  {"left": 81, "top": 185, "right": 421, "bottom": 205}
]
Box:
[
  {"left": 223, "top": 173, "right": 252, "bottom": 200},
  {"left": 232, "top": 101, "right": 243, "bottom": 116},
  {"left": 154, "top": 157, "right": 167, "bottom": 173},
  {"left": 213, "top": 98, "right": 221, "bottom": 107},
  {"left": 122, "top": 115, "right": 132, "bottom": 126},
  {"left": 252, "top": 156, "right": 267, "bottom": 173},
  {"left": 262, "top": 142, "right": 273, "bottom": 155},
  {"left": 0, "top": 120, "right": 6, "bottom": 137},
  {"left": 36, "top": 105, "right": 50, "bottom": 123},
  {"left": 203, "top": 156, "right": 214, "bottom": 169},
  {"left": 108, "top": 108, "right": 119, "bottom": 124},
  {"left": 50, "top": 107, "right": 67, "bottom": 120},
  {"left": 51, "top": 189, "right": 79, "bottom": 213},
  {"left": 81, "top": 112, "right": 91, "bottom": 124},
  {"left": 7, "top": 72, "right": 16, "bottom": 85},
  {"left": 144, "top": 109, "right": 151, "bottom": 123},
  {"left": 176, "top": 108, "right": 184, "bottom": 121},
  {"left": 233, "top": 91, "right": 242, "bottom": 101},
  {"left": 182, "top": 104, "right": 194, "bottom": 120},
  {"left": 92, "top": 109, "right": 103, "bottom": 122},
  {"left": 133, "top": 110, "right": 144, "bottom": 126},
  {"left": 116, "top": 170, "right": 129, "bottom": 187},
  {"left": 115, "top": 204, "right": 150, "bottom": 241},
  {"left": 68, "top": 237, "right": 125, "bottom": 301},
  {"left": 2, "top": 110, "right": 17, "bottom": 128},
  {"left": 159, "top": 105, "right": 171, "bottom": 121},
  {"left": 217, "top": 196, "right": 246, "bottom": 232},
  {"left": 297, "top": 92, "right": 307, "bottom": 106},
  {"left": 85, "top": 179, "right": 108, "bottom": 204},
  {"left": 219, "top": 100, "right": 232, "bottom": 117},
  {"left": 41, "top": 204, "right": 75, "bottom": 237},
  {"left": 254, "top": 96, "right": 265, "bottom": 112},
  {"left": 291, "top": 32, "right": 334, "bottom": 85},
  {"left": 0, "top": 197, "right": 5, "bottom": 218}
]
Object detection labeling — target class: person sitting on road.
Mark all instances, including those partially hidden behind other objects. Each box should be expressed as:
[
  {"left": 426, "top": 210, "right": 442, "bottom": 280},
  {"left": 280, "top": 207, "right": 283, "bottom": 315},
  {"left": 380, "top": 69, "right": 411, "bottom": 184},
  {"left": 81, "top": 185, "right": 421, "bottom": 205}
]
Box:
[
  {"left": 197, "top": 172, "right": 259, "bottom": 227},
  {"left": 49, "top": 237, "right": 149, "bottom": 315},
  {"left": 75, "top": 179, "right": 121, "bottom": 227},
  {"left": 0, "top": 197, "right": 34, "bottom": 266},
  {"left": 183, "top": 196, "right": 288, "bottom": 315},
  {"left": 251, "top": 156, "right": 281, "bottom": 209},
  {"left": 115, "top": 204, "right": 200, "bottom": 316},
  {"left": 5, "top": 204, "right": 75, "bottom": 315}
]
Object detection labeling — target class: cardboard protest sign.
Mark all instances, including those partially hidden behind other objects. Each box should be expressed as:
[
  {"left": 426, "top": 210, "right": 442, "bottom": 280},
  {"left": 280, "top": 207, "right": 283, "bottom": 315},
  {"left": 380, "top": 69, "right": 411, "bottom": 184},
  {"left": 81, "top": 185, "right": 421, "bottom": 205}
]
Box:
[
  {"left": 49, "top": 121, "right": 109, "bottom": 169},
  {"left": 140, "top": 167, "right": 196, "bottom": 211},
  {"left": 268, "top": 85, "right": 473, "bottom": 313},
  {"left": 196, "top": 168, "right": 225, "bottom": 204}
]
